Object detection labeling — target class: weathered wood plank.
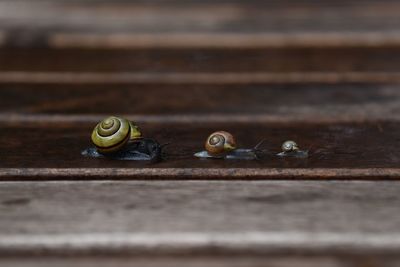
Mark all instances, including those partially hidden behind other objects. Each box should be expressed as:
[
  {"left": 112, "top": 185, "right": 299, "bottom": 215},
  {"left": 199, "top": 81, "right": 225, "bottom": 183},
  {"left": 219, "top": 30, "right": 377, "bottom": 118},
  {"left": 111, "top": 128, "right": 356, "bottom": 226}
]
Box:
[
  {"left": 2, "top": 47, "right": 400, "bottom": 74},
  {"left": 0, "top": 84, "right": 399, "bottom": 122},
  {"left": 3, "top": 255, "right": 398, "bottom": 267},
  {"left": 0, "top": 180, "right": 398, "bottom": 260},
  {"left": 2, "top": 0, "right": 400, "bottom": 48},
  {"left": 4, "top": 72, "right": 400, "bottom": 84},
  {"left": 2, "top": 256, "right": 399, "bottom": 267},
  {"left": 0, "top": 121, "right": 399, "bottom": 179}
]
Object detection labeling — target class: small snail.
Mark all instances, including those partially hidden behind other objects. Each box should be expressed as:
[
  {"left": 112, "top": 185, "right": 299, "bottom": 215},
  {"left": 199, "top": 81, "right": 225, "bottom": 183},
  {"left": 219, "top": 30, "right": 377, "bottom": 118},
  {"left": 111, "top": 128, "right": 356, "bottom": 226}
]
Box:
[
  {"left": 83, "top": 116, "right": 164, "bottom": 162},
  {"left": 281, "top": 140, "right": 299, "bottom": 153},
  {"left": 91, "top": 116, "right": 142, "bottom": 154},
  {"left": 195, "top": 131, "right": 266, "bottom": 160},
  {"left": 277, "top": 140, "right": 308, "bottom": 158}
]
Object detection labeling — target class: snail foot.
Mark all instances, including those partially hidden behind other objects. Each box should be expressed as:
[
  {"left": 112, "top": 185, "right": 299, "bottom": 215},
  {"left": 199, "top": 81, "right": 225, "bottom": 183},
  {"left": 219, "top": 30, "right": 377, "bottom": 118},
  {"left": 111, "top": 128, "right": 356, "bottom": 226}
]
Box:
[
  {"left": 82, "top": 138, "right": 163, "bottom": 162},
  {"left": 276, "top": 150, "right": 309, "bottom": 158},
  {"left": 194, "top": 149, "right": 264, "bottom": 160}
]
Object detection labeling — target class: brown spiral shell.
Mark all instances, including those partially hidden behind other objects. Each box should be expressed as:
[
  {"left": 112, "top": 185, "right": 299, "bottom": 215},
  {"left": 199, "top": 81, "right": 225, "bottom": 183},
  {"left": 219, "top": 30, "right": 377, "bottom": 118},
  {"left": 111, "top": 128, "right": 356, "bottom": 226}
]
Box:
[{"left": 205, "top": 131, "right": 236, "bottom": 155}]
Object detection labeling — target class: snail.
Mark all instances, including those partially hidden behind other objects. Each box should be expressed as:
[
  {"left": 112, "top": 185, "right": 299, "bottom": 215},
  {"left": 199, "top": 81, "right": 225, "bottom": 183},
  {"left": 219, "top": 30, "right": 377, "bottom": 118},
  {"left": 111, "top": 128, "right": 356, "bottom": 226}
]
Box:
[
  {"left": 195, "top": 131, "right": 266, "bottom": 160},
  {"left": 205, "top": 131, "right": 236, "bottom": 156},
  {"left": 277, "top": 140, "right": 308, "bottom": 158},
  {"left": 281, "top": 140, "right": 299, "bottom": 153},
  {"left": 91, "top": 116, "right": 142, "bottom": 154},
  {"left": 82, "top": 116, "right": 164, "bottom": 162}
]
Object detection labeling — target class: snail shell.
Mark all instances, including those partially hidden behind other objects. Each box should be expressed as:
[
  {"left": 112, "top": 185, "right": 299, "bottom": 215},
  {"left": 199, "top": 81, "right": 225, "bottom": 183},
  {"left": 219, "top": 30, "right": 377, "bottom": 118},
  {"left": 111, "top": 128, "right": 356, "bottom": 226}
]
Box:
[
  {"left": 205, "top": 131, "right": 236, "bottom": 156},
  {"left": 91, "top": 116, "right": 141, "bottom": 154},
  {"left": 281, "top": 140, "right": 299, "bottom": 153}
]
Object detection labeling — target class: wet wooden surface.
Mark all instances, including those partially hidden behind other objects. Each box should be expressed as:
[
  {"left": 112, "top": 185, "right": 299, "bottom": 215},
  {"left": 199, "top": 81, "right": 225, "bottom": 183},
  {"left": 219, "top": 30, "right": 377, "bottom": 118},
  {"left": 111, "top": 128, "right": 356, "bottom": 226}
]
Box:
[
  {"left": 0, "top": 83, "right": 399, "bottom": 121},
  {"left": 0, "top": 121, "right": 399, "bottom": 179},
  {"left": 3, "top": 47, "right": 400, "bottom": 74},
  {"left": 1, "top": 0, "right": 400, "bottom": 265}
]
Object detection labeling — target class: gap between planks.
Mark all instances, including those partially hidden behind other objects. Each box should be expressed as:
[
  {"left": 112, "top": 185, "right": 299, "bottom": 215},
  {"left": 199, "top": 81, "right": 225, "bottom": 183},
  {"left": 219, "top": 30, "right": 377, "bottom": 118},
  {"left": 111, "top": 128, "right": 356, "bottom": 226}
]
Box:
[
  {"left": 0, "top": 168, "right": 399, "bottom": 180},
  {"left": 2, "top": 72, "right": 400, "bottom": 84}
]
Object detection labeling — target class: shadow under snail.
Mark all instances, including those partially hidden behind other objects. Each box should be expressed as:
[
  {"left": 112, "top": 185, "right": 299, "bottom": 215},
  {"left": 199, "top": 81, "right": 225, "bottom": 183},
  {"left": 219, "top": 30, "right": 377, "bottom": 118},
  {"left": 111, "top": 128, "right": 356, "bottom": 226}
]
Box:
[
  {"left": 82, "top": 116, "right": 163, "bottom": 162},
  {"left": 194, "top": 131, "right": 266, "bottom": 160}
]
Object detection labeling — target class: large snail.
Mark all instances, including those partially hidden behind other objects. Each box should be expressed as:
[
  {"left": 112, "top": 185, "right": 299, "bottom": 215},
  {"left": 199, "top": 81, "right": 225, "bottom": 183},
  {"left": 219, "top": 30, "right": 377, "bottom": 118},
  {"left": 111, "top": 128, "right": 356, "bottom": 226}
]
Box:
[
  {"left": 195, "top": 131, "right": 266, "bottom": 160},
  {"left": 82, "top": 116, "right": 163, "bottom": 162},
  {"left": 91, "top": 116, "right": 141, "bottom": 154}
]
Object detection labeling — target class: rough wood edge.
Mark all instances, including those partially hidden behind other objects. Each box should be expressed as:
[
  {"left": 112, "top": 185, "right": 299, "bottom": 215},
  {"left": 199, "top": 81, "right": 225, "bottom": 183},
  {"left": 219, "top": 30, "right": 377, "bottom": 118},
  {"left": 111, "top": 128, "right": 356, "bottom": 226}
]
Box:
[
  {"left": 0, "top": 168, "right": 399, "bottom": 180},
  {"left": 49, "top": 32, "right": 400, "bottom": 49},
  {"left": 2, "top": 72, "right": 400, "bottom": 84},
  {"left": 0, "top": 231, "right": 400, "bottom": 256},
  {"left": 0, "top": 113, "right": 398, "bottom": 124}
]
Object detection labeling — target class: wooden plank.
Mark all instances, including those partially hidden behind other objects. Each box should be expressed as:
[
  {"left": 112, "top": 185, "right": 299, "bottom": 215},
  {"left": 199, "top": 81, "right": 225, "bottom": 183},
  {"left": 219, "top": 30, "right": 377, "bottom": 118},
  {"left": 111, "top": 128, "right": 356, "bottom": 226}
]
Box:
[
  {"left": 3, "top": 256, "right": 398, "bottom": 267},
  {"left": 0, "top": 84, "right": 399, "bottom": 123},
  {"left": 2, "top": 47, "right": 400, "bottom": 74},
  {"left": 4, "top": 72, "right": 400, "bottom": 84},
  {"left": 0, "top": 121, "right": 399, "bottom": 179},
  {"left": 2, "top": 0, "right": 400, "bottom": 48},
  {"left": 4, "top": 255, "right": 398, "bottom": 267},
  {"left": 49, "top": 32, "right": 400, "bottom": 49},
  {"left": 0, "top": 180, "right": 398, "bottom": 261}
]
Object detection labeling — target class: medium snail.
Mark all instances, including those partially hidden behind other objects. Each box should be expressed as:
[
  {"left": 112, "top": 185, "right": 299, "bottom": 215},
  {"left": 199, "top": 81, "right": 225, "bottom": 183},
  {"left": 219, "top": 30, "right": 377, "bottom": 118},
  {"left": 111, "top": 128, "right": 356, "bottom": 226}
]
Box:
[
  {"left": 205, "top": 131, "right": 237, "bottom": 156},
  {"left": 277, "top": 140, "right": 308, "bottom": 158},
  {"left": 195, "top": 131, "right": 266, "bottom": 160},
  {"left": 82, "top": 116, "right": 163, "bottom": 162}
]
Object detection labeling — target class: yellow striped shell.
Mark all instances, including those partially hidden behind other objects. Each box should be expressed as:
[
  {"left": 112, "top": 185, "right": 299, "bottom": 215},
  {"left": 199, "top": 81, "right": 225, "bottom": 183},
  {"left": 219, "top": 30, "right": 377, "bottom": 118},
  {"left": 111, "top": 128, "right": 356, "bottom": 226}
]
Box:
[
  {"left": 91, "top": 116, "right": 141, "bottom": 154},
  {"left": 205, "top": 131, "right": 236, "bottom": 156}
]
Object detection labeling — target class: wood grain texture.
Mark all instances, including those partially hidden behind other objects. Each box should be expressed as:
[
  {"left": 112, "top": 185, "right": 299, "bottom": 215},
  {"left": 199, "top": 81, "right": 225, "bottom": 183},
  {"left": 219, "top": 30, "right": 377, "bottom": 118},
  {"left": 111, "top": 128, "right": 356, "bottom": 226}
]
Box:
[
  {"left": 0, "top": 180, "right": 399, "bottom": 261},
  {"left": 0, "top": 121, "right": 399, "bottom": 179},
  {"left": 3, "top": 255, "right": 400, "bottom": 267},
  {"left": 1, "top": 1, "right": 400, "bottom": 265},
  {"left": 2, "top": 0, "right": 400, "bottom": 48},
  {"left": 2, "top": 47, "right": 400, "bottom": 74},
  {"left": 0, "top": 84, "right": 399, "bottom": 123}
]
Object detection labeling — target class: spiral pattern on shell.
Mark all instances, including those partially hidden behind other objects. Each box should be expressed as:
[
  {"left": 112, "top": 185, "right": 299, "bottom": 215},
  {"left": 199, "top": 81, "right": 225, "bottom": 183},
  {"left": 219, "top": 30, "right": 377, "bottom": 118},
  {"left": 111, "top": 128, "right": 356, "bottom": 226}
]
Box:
[
  {"left": 91, "top": 117, "right": 132, "bottom": 154},
  {"left": 282, "top": 140, "right": 299, "bottom": 152},
  {"left": 205, "top": 131, "right": 236, "bottom": 155}
]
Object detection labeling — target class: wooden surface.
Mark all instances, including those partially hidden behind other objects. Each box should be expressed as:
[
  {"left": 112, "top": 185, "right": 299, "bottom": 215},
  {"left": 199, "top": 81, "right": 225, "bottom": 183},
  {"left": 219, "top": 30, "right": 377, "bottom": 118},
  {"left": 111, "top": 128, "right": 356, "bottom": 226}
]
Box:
[
  {"left": 1, "top": 0, "right": 400, "bottom": 265},
  {"left": 0, "top": 83, "right": 399, "bottom": 121},
  {"left": 0, "top": 180, "right": 399, "bottom": 267},
  {"left": 2, "top": 0, "right": 400, "bottom": 49},
  {"left": 0, "top": 121, "right": 399, "bottom": 179},
  {"left": 1, "top": 83, "right": 399, "bottom": 179}
]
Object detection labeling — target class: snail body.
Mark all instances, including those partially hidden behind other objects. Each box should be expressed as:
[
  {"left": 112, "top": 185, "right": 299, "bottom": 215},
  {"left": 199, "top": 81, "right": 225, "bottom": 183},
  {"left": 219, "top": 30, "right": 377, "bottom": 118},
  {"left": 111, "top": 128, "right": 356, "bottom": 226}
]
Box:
[
  {"left": 83, "top": 138, "right": 163, "bottom": 162},
  {"left": 91, "top": 116, "right": 141, "bottom": 154},
  {"left": 281, "top": 140, "right": 299, "bottom": 153},
  {"left": 277, "top": 140, "right": 308, "bottom": 158},
  {"left": 195, "top": 131, "right": 264, "bottom": 160}
]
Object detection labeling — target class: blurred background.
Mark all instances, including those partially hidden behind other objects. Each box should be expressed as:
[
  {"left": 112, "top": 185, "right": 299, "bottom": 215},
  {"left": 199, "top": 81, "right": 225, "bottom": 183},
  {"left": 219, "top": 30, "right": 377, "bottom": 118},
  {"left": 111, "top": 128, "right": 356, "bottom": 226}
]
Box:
[{"left": 1, "top": 0, "right": 399, "bottom": 122}]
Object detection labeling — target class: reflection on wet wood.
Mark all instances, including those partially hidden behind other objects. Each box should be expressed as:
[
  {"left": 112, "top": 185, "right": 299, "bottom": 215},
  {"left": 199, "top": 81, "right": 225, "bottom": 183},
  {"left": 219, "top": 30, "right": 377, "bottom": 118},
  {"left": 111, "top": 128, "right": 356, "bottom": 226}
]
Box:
[{"left": 0, "top": 121, "right": 398, "bottom": 179}]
